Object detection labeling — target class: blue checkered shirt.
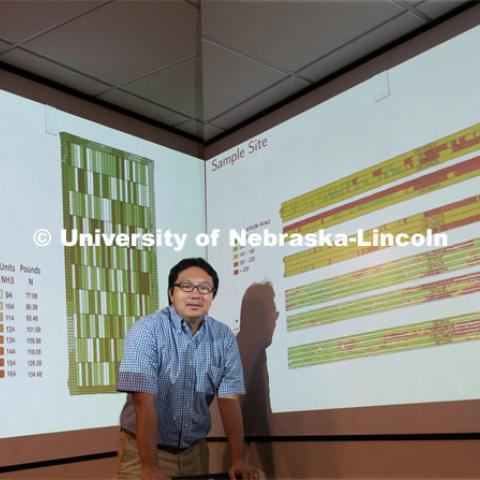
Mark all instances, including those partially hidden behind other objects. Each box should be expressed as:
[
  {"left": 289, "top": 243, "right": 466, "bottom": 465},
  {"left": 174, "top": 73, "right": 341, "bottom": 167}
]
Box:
[{"left": 117, "top": 306, "right": 245, "bottom": 448}]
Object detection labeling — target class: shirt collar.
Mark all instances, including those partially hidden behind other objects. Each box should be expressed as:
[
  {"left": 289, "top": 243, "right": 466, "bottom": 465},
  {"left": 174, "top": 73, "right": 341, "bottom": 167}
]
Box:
[
  {"left": 167, "top": 305, "right": 183, "bottom": 332},
  {"left": 167, "top": 305, "right": 209, "bottom": 338}
]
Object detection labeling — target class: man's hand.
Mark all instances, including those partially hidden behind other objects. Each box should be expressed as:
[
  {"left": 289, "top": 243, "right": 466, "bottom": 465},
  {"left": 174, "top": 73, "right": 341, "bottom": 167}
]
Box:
[
  {"left": 141, "top": 465, "right": 171, "bottom": 480},
  {"left": 218, "top": 396, "right": 262, "bottom": 480},
  {"left": 228, "top": 459, "right": 261, "bottom": 480}
]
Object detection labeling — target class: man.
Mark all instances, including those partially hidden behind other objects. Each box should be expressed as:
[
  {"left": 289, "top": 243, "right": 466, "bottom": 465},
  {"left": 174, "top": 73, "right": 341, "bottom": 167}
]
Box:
[{"left": 116, "top": 257, "right": 259, "bottom": 480}]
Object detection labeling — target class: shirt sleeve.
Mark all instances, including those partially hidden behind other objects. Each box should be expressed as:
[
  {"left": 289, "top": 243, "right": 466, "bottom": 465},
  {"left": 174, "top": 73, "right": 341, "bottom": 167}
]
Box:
[
  {"left": 117, "top": 319, "right": 159, "bottom": 394},
  {"left": 217, "top": 332, "right": 246, "bottom": 397}
]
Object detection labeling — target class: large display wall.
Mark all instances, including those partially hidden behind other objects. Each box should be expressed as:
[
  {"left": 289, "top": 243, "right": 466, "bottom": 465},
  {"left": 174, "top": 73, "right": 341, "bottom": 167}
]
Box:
[
  {"left": 206, "top": 24, "right": 480, "bottom": 436},
  {"left": 0, "top": 89, "right": 205, "bottom": 464}
]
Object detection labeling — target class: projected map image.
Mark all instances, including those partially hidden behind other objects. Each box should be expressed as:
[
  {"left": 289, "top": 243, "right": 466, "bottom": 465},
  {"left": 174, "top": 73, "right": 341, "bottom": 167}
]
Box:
[
  {"left": 206, "top": 25, "right": 480, "bottom": 414},
  {"left": 282, "top": 124, "right": 480, "bottom": 369},
  {"left": 0, "top": 89, "right": 205, "bottom": 440},
  {"left": 61, "top": 133, "right": 159, "bottom": 394}
]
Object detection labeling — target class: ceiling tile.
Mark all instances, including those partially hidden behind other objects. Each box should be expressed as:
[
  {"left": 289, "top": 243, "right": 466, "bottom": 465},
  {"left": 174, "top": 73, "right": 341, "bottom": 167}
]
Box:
[
  {"left": 0, "top": 39, "right": 12, "bottom": 54},
  {"left": 123, "top": 58, "right": 201, "bottom": 118},
  {"left": 97, "top": 89, "right": 189, "bottom": 126},
  {"left": 24, "top": 1, "right": 198, "bottom": 85},
  {"left": 415, "top": 0, "right": 467, "bottom": 18},
  {"left": 202, "top": 0, "right": 404, "bottom": 73},
  {"left": 203, "top": 41, "right": 287, "bottom": 122},
  {"left": 210, "top": 76, "right": 310, "bottom": 131},
  {"left": 0, "top": 1, "right": 103, "bottom": 44},
  {"left": 299, "top": 12, "right": 425, "bottom": 82},
  {"left": 186, "top": 0, "right": 201, "bottom": 8},
  {"left": 0, "top": 47, "right": 111, "bottom": 95},
  {"left": 175, "top": 119, "right": 223, "bottom": 140},
  {"left": 204, "top": 125, "right": 224, "bottom": 142}
]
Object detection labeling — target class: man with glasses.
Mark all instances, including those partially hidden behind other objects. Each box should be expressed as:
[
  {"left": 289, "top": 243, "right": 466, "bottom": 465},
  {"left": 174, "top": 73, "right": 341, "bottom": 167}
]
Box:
[{"left": 116, "top": 258, "right": 259, "bottom": 480}]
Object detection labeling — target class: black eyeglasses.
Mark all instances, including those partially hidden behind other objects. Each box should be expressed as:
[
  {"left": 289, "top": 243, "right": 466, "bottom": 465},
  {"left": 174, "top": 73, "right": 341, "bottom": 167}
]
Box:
[{"left": 174, "top": 282, "right": 215, "bottom": 294}]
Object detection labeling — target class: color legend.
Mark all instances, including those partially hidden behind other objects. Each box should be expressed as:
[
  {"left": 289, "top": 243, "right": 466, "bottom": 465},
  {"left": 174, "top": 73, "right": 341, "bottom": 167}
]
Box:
[
  {"left": 233, "top": 243, "right": 239, "bottom": 275},
  {"left": 0, "top": 264, "right": 44, "bottom": 381},
  {"left": 232, "top": 243, "right": 256, "bottom": 276},
  {"left": 0, "top": 290, "right": 3, "bottom": 379},
  {"left": 231, "top": 219, "right": 270, "bottom": 278}
]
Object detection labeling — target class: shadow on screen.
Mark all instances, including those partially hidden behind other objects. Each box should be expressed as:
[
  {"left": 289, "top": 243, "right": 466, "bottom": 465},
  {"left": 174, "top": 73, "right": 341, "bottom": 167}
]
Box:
[{"left": 236, "top": 282, "right": 279, "bottom": 479}]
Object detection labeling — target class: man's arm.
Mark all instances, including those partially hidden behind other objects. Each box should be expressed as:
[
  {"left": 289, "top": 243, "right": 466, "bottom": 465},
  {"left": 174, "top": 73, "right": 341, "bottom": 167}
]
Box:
[
  {"left": 133, "top": 392, "right": 169, "bottom": 480},
  {"left": 218, "top": 395, "right": 258, "bottom": 480}
]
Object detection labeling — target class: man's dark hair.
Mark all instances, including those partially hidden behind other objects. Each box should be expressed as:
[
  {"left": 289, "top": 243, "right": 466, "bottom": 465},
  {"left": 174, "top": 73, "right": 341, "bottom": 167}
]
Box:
[{"left": 168, "top": 257, "right": 219, "bottom": 303}]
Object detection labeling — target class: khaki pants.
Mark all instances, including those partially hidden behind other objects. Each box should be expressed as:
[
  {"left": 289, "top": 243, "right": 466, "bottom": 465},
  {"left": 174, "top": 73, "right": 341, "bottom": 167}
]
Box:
[{"left": 116, "top": 430, "right": 209, "bottom": 479}]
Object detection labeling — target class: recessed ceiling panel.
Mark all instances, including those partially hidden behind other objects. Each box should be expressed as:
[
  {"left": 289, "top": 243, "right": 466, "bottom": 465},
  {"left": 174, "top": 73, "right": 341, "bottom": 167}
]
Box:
[
  {"left": 0, "top": 39, "right": 12, "bottom": 55},
  {"left": 416, "top": 0, "right": 467, "bottom": 18},
  {"left": 123, "top": 57, "right": 201, "bottom": 118},
  {"left": 203, "top": 41, "right": 287, "bottom": 122},
  {"left": 202, "top": 0, "right": 404, "bottom": 73},
  {"left": 0, "top": 0, "right": 103, "bottom": 43},
  {"left": 210, "top": 76, "right": 311, "bottom": 131},
  {"left": 175, "top": 119, "right": 223, "bottom": 141},
  {"left": 204, "top": 124, "right": 224, "bottom": 141},
  {"left": 299, "top": 11, "right": 426, "bottom": 82},
  {"left": 23, "top": 1, "right": 198, "bottom": 85},
  {"left": 97, "top": 89, "right": 189, "bottom": 126},
  {"left": 1, "top": 47, "right": 111, "bottom": 95}
]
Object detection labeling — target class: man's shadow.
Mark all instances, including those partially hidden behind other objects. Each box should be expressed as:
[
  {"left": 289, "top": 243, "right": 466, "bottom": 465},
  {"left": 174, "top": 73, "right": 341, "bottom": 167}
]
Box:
[{"left": 236, "top": 282, "right": 279, "bottom": 478}]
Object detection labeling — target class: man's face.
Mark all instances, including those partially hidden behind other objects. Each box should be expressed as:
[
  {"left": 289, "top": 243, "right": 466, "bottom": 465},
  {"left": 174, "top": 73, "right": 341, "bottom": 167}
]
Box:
[{"left": 169, "top": 266, "right": 214, "bottom": 325}]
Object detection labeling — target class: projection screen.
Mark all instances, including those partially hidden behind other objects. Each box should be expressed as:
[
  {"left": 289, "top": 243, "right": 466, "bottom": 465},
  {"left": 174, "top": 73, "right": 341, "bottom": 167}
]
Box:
[{"left": 206, "top": 23, "right": 480, "bottom": 437}]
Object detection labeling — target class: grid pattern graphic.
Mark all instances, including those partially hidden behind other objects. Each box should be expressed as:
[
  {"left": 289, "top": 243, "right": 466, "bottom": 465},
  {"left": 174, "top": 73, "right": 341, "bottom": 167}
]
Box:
[
  {"left": 287, "top": 272, "right": 480, "bottom": 331},
  {"left": 280, "top": 122, "right": 480, "bottom": 222},
  {"left": 61, "top": 133, "right": 158, "bottom": 394},
  {"left": 284, "top": 195, "right": 480, "bottom": 277},
  {"left": 288, "top": 312, "right": 480, "bottom": 367},
  {"left": 285, "top": 238, "right": 480, "bottom": 310}
]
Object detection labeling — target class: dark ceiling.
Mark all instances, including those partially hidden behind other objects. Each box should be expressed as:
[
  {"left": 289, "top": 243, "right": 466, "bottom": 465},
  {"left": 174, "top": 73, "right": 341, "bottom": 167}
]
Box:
[{"left": 0, "top": 0, "right": 473, "bottom": 143}]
